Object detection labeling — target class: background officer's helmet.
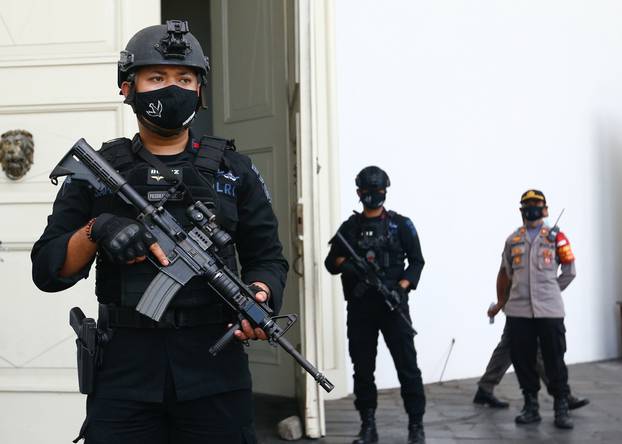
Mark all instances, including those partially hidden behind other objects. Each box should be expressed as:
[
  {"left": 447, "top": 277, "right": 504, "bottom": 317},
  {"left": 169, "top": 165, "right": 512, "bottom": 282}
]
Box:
[
  {"left": 355, "top": 166, "right": 391, "bottom": 190},
  {"left": 118, "top": 20, "right": 210, "bottom": 109}
]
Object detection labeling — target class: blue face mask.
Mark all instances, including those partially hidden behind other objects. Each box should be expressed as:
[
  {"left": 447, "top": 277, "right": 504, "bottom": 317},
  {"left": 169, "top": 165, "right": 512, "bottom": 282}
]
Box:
[{"left": 360, "top": 190, "right": 386, "bottom": 209}]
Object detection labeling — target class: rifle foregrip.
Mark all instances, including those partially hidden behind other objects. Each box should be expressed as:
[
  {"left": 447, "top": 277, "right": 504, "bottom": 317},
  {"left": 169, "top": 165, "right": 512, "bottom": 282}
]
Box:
[{"left": 209, "top": 323, "right": 239, "bottom": 356}]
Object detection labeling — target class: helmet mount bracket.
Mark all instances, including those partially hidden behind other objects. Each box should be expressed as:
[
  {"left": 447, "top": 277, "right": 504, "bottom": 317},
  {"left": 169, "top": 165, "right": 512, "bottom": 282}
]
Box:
[{"left": 155, "top": 20, "right": 192, "bottom": 59}]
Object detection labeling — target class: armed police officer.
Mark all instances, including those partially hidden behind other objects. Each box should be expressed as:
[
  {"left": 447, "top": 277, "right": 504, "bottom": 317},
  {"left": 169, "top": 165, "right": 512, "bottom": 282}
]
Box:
[
  {"left": 325, "top": 166, "right": 426, "bottom": 444},
  {"left": 31, "top": 21, "right": 288, "bottom": 444},
  {"left": 488, "top": 189, "right": 576, "bottom": 429}
]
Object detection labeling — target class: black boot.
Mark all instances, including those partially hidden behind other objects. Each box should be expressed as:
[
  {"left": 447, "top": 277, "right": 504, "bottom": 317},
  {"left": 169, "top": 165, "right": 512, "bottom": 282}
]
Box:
[
  {"left": 568, "top": 393, "right": 589, "bottom": 410},
  {"left": 407, "top": 417, "right": 425, "bottom": 444},
  {"left": 352, "top": 409, "right": 378, "bottom": 444},
  {"left": 473, "top": 387, "right": 510, "bottom": 408},
  {"left": 554, "top": 397, "right": 574, "bottom": 429},
  {"left": 515, "top": 392, "right": 542, "bottom": 424}
]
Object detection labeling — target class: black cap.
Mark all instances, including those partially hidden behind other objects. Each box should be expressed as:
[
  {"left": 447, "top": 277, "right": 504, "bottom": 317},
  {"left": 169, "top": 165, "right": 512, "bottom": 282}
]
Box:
[{"left": 520, "top": 189, "right": 546, "bottom": 205}]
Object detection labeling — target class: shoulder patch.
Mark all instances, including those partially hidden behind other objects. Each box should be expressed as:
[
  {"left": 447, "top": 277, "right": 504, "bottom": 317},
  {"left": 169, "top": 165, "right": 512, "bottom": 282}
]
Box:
[
  {"left": 251, "top": 163, "right": 272, "bottom": 203},
  {"left": 556, "top": 231, "right": 575, "bottom": 264},
  {"left": 509, "top": 226, "right": 526, "bottom": 244},
  {"left": 404, "top": 218, "right": 418, "bottom": 237}
]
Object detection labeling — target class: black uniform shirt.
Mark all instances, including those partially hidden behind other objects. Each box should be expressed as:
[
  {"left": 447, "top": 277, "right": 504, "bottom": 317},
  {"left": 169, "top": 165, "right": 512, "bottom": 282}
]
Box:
[
  {"left": 31, "top": 133, "right": 289, "bottom": 402},
  {"left": 325, "top": 210, "right": 425, "bottom": 300}
]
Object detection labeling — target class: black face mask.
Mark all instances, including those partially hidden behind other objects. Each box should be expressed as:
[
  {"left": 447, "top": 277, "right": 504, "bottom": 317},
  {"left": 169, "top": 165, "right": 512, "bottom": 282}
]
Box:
[
  {"left": 521, "top": 205, "right": 544, "bottom": 222},
  {"left": 360, "top": 190, "right": 386, "bottom": 209},
  {"left": 134, "top": 85, "right": 199, "bottom": 135}
]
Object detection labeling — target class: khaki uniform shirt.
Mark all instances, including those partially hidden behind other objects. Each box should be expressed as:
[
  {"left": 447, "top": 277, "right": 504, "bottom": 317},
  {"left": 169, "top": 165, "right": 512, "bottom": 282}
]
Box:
[{"left": 501, "top": 225, "right": 576, "bottom": 318}]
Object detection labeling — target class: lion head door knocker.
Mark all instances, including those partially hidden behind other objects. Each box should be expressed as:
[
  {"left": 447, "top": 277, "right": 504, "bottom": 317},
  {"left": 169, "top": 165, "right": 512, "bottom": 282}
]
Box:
[{"left": 0, "top": 130, "right": 34, "bottom": 180}]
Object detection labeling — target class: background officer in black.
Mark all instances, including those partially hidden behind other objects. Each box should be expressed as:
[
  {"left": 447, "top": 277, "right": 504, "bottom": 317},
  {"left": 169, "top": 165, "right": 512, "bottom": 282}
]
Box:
[
  {"left": 31, "top": 21, "right": 287, "bottom": 444},
  {"left": 325, "top": 166, "right": 426, "bottom": 444}
]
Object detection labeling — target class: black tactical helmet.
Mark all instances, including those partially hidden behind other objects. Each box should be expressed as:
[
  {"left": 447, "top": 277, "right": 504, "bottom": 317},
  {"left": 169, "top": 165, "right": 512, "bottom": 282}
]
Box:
[
  {"left": 355, "top": 166, "right": 391, "bottom": 190},
  {"left": 118, "top": 20, "right": 210, "bottom": 107}
]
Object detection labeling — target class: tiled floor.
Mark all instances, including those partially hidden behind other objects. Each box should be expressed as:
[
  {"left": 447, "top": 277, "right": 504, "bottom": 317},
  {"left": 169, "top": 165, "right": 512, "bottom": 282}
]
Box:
[{"left": 256, "top": 359, "right": 622, "bottom": 443}]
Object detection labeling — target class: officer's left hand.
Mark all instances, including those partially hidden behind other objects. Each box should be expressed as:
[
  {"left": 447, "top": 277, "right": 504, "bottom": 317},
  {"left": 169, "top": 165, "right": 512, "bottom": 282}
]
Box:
[
  {"left": 234, "top": 282, "right": 270, "bottom": 341},
  {"left": 396, "top": 280, "right": 411, "bottom": 304}
]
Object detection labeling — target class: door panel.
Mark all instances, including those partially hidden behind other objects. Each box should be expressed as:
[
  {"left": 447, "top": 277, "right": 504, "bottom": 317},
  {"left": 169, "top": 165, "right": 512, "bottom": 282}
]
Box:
[
  {"left": 211, "top": 0, "right": 298, "bottom": 396},
  {"left": 0, "top": 1, "right": 159, "bottom": 442}
]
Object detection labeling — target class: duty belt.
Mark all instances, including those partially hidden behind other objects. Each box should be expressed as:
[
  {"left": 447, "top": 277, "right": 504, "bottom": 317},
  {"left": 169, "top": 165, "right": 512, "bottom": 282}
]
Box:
[{"left": 103, "top": 304, "right": 232, "bottom": 329}]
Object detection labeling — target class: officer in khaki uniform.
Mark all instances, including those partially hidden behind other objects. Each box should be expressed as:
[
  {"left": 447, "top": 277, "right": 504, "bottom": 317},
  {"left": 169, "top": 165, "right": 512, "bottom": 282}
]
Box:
[{"left": 488, "top": 189, "right": 576, "bottom": 429}]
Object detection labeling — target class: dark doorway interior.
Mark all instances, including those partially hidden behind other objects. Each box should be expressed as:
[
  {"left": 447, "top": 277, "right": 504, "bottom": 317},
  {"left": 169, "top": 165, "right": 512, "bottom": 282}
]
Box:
[{"left": 161, "top": 0, "right": 213, "bottom": 136}]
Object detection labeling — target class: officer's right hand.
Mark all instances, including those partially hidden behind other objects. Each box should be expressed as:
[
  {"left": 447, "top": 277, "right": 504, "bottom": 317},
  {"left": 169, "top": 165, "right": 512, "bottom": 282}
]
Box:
[
  {"left": 339, "top": 259, "right": 359, "bottom": 277},
  {"left": 90, "top": 213, "right": 169, "bottom": 266},
  {"left": 487, "top": 303, "right": 501, "bottom": 318}
]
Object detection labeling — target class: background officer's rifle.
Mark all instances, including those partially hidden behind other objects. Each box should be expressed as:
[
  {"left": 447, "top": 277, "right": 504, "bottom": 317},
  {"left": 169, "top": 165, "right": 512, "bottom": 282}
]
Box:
[
  {"left": 50, "top": 138, "right": 334, "bottom": 393},
  {"left": 333, "top": 232, "right": 416, "bottom": 335}
]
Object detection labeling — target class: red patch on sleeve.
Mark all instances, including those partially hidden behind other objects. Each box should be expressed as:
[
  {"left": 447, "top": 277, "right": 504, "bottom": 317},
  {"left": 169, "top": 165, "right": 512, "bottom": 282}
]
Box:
[{"left": 556, "top": 232, "right": 575, "bottom": 264}]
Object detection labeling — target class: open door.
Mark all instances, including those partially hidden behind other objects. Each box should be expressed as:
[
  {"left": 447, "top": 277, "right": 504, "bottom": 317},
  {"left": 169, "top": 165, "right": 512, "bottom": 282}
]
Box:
[
  {"left": 161, "top": 0, "right": 346, "bottom": 437},
  {"left": 209, "top": 0, "right": 300, "bottom": 397}
]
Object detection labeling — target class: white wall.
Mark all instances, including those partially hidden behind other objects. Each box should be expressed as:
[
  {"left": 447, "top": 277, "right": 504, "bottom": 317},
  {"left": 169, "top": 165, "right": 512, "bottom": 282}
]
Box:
[{"left": 333, "top": 0, "right": 622, "bottom": 390}]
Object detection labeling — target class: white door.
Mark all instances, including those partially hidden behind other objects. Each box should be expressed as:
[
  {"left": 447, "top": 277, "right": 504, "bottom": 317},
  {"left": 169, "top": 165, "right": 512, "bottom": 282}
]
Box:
[
  {"left": 210, "top": 0, "right": 300, "bottom": 397},
  {"left": 0, "top": 2, "right": 159, "bottom": 442}
]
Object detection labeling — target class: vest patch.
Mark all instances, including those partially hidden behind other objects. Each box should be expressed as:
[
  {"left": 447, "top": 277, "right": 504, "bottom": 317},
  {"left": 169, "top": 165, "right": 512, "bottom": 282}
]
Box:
[
  {"left": 215, "top": 169, "right": 239, "bottom": 197},
  {"left": 147, "top": 168, "right": 182, "bottom": 185},
  {"left": 147, "top": 190, "right": 185, "bottom": 202},
  {"left": 215, "top": 181, "right": 236, "bottom": 197}
]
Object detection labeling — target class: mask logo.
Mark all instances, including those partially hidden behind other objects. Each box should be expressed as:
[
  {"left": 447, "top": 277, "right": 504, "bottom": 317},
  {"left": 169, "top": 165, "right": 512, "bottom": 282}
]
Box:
[
  {"left": 147, "top": 100, "right": 163, "bottom": 118},
  {"left": 151, "top": 174, "right": 165, "bottom": 182}
]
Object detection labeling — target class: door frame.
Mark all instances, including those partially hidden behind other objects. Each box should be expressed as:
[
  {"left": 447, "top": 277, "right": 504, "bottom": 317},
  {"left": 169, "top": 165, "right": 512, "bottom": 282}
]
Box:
[{"left": 296, "top": 0, "right": 347, "bottom": 438}]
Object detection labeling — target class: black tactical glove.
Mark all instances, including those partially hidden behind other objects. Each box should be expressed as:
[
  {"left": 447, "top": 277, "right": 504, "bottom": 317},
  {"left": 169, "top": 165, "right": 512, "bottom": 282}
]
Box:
[
  {"left": 394, "top": 285, "right": 409, "bottom": 305},
  {"left": 90, "top": 213, "right": 156, "bottom": 264}
]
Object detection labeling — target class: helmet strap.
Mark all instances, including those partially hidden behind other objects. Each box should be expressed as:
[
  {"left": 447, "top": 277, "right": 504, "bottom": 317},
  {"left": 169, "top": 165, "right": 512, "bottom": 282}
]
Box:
[
  {"left": 199, "top": 83, "right": 209, "bottom": 109},
  {"left": 122, "top": 81, "right": 137, "bottom": 111}
]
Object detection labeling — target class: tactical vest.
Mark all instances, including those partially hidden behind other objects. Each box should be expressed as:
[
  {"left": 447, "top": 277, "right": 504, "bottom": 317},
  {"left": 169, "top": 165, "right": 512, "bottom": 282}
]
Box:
[
  {"left": 353, "top": 210, "right": 405, "bottom": 272},
  {"left": 92, "top": 135, "right": 239, "bottom": 308}
]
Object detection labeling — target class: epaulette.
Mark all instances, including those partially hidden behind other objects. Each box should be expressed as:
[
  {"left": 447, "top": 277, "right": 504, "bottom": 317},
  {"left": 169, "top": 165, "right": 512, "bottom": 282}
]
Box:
[
  {"left": 99, "top": 137, "right": 131, "bottom": 151},
  {"left": 193, "top": 135, "right": 236, "bottom": 174},
  {"left": 98, "top": 137, "right": 134, "bottom": 168},
  {"left": 510, "top": 227, "right": 526, "bottom": 243}
]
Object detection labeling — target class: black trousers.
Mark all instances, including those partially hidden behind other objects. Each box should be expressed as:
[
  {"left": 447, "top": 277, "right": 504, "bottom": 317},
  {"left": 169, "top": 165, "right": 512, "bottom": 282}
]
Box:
[
  {"left": 347, "top": 300, "right": 426, "bottom": 421},
  {"left": 506, "top": 316, "right": 570, "bottom": 399},
  {"left": 83, "top": 370, "right": 256, "bottom": 444},
  {"left": 477, "top": 319, "right": 549, "bottom": 393}
]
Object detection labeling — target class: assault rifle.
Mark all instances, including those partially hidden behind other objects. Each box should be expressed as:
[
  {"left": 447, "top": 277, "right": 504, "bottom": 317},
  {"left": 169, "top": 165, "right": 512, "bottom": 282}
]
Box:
[
  {"left": 50, "top": 138, "right": 334, "bottom": 393},
  {"left": 333, "top": 232, "right": 416, "bottom": 335}
]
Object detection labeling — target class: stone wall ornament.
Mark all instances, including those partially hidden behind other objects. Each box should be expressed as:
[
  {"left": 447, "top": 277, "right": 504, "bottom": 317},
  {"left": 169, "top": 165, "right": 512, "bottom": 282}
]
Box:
[{"left": 0, "top": 130, "right": 34, "bottom": 180}]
